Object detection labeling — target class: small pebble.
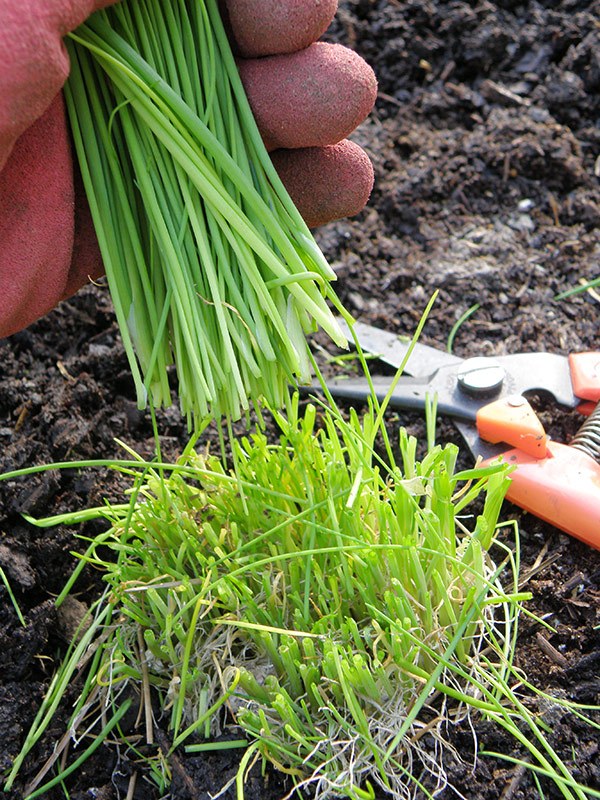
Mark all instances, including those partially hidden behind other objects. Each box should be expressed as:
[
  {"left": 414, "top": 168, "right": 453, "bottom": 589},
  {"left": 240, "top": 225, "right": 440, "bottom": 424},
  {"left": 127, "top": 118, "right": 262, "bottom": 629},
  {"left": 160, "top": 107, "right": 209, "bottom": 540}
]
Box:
[
  {"left": 517, "top": 198, "right": 535, "bottom": 212},
  {"left": 509, "top": 213, "right": 535, "bottom": 232}
]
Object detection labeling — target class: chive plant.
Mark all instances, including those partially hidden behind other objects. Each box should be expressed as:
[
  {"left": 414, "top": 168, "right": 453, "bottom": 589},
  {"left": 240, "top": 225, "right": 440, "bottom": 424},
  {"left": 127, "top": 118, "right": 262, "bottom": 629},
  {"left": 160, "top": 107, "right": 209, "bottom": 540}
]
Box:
[
  {"left": 65, "top": 0, "right": 345, "bottom": 424},
  {"left": 5, "top": 390, "right": 598, "bottom": 799}
]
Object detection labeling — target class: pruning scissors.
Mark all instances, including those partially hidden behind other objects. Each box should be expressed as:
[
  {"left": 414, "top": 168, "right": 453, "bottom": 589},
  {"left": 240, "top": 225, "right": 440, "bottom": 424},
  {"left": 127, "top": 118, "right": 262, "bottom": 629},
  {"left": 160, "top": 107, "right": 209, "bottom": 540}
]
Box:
[{"left": 316, "top": 318, "right": 600, "bottom": 550}]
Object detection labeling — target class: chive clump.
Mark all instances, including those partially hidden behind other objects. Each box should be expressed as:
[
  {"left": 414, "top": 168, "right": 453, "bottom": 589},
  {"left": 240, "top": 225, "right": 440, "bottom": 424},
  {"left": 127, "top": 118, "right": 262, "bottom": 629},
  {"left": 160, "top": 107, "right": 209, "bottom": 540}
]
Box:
[
  {"left": 5, "top": 394, "right": 532, "bottom": 799},
  {"left": 6, "top": 377, "right": 598, "bottom": 798},
  {"left": 65, "top": 0, "right": 345, "bottom": 425}
]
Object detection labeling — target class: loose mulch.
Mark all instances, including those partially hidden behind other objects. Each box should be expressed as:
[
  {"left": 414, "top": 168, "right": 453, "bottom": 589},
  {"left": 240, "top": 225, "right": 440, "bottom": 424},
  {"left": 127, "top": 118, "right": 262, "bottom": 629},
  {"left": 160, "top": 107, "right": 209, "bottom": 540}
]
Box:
[{"left": 1, "top": 1, "right": 599, "bottom": 798}]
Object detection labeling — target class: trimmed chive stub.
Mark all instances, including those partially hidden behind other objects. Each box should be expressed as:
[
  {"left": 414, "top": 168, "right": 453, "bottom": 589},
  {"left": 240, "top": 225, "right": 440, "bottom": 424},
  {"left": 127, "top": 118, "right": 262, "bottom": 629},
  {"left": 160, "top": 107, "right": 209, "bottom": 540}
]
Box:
[{"left": 65, "top": 0, "right": 346, "bottom": 426}]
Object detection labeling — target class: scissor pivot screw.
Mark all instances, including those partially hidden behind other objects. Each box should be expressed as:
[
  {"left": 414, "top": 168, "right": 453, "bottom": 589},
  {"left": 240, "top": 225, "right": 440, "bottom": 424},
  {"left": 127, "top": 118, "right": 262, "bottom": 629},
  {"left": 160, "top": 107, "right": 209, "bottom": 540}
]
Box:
[{"left": 457, "top": 357, "right": 506, "bottom": 396}]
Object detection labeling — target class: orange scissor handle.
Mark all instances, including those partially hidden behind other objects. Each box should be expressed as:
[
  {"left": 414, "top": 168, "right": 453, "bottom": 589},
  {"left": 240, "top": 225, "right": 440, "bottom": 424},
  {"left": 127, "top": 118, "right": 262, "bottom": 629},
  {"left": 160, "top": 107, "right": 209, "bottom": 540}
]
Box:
[
  {"left": 476, "top": 396, "right": 548, "bottom": 459},
  {"left": 570, "top": 352, "right": 600, "bottom": 402},
  {"left": 482, "top": 441, "right": 600, "bottom": 549}
]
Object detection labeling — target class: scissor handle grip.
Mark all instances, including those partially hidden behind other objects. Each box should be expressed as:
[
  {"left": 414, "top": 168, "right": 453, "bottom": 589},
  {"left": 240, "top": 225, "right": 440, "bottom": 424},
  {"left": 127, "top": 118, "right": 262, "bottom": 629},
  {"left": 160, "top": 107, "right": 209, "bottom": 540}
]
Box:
[
  {"left": 482, "top": 441, "right": 600, "bottom": 549},
  {"left": 570, "top": 353, "right": 600, "bottom": 402},
  {"left": 476, "top": 396, "right": 548, "bottom": 459}
]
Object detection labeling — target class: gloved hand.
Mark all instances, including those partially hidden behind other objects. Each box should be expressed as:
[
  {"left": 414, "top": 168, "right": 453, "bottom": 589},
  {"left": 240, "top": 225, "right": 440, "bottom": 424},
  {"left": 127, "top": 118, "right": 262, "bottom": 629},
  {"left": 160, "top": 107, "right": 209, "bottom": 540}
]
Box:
[{"left": 0, "top": 0, "right": 377, "bottom": 339}]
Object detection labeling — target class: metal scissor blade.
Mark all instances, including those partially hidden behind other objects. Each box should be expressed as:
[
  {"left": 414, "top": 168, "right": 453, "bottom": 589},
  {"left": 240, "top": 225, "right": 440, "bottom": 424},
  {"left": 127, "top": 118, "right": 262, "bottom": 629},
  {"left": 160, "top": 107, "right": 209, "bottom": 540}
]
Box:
[
  {"left": 453, "top": 420, "right": 509, "bottom": 462},
  {"left": 336, "top": 317, "right": 462, "bottom": 376},
  {"left": 491, "top": 353, "right": 578, "bottom": 409},
  {"left": 308, "top": 379, "right": 506, "bottom": 462},
  {"left": 309, "top": 375, "right": 480, "bottom": 422},
  {"left": 340, "top": 318, "right": 579, "bottom": 409},
  {"left": 306, "top": 378, "right": 507, "bottom": 462}
]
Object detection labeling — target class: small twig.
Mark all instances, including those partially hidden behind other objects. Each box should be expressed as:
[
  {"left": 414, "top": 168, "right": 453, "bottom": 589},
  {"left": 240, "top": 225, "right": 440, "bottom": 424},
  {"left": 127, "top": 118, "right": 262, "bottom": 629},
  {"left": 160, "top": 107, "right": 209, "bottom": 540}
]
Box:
[
  {"left": 126, "top": 771, "right": 138, "bottom": 800},
  {"left": 518, "top": 540, "right": 562, "bottom": 588},
  {"left": 535, "top": 632, "right": 568, "bottom": 669},
  {"left": 56, "top": 360, "right": 77, "bottom": 384},
  {"left": 14, "top": 401, "right": 31, "bottom": 433},
  {"left": 548, "top": 193, "right": 561, "bottom": 226},
  {"left": 440, "top": 59, "right": 455, "bottom": 82},
  {"left": 155, "top": 727, "right": 198, "bottom": 797},
  {"left": 500, "top": 762, "right": 528, "bottom": 800},
  {"left": 502, "top": 152, "right": 512, "bottom": 183},
  {"left": 377, "top": 90, "right": 403, "bottom": 107},
  {"left": 25, "top": 720, "right": 75, "bottom": 793}
]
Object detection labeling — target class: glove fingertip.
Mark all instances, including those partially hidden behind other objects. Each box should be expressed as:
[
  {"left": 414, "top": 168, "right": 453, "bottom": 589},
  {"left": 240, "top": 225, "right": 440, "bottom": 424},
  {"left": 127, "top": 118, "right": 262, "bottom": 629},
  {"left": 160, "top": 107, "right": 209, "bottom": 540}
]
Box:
[
  {"left": 240, "top": 43, "right": 377, "bottom": 152},
  {"left": 272, "top": 140, "right": 374, "bottom": 228},
  {"left": 224, "top": 0, "right": 338, "bottom": 57}
]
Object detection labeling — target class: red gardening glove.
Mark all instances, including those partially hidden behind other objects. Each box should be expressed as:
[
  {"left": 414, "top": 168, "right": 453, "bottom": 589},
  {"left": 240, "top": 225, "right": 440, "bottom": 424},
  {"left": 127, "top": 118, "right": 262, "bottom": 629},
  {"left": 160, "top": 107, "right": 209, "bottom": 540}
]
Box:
[
  {"left": 0, "top": 0, "right": 377, "bottom": 339},
  {"left": 225, "top": 1, "right": 377, "bottom": 226}
]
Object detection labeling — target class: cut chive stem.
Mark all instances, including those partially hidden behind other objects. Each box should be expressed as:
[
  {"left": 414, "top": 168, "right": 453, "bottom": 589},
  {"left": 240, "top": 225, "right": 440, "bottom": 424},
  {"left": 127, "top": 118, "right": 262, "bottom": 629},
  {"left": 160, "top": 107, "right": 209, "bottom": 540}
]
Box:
[{"left": 65, "top": 1, "right": 346, "bottom": 423}]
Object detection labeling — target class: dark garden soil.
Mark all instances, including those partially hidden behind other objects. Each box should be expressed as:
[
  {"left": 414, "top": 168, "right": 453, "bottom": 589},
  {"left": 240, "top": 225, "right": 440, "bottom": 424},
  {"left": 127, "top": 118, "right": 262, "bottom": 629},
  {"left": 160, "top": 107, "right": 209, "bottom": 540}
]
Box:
[{"left": 1, "top": 1, "right": 599, "bottom": 798}]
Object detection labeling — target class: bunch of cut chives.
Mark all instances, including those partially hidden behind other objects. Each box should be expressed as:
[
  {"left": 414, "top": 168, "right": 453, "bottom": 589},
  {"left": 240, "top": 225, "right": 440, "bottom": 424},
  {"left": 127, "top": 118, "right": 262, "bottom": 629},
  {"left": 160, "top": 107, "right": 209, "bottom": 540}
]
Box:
[{"left": 65, "top": 0, "right": 345, "bottom": 425}]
